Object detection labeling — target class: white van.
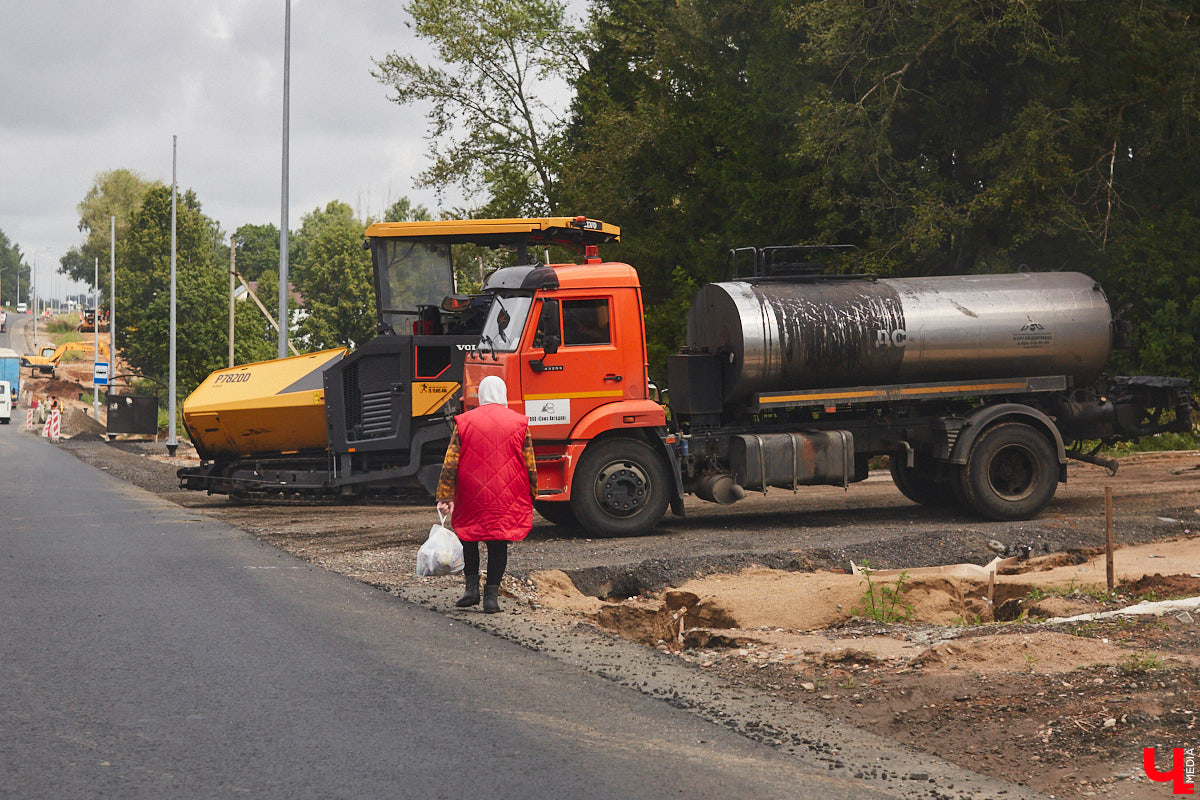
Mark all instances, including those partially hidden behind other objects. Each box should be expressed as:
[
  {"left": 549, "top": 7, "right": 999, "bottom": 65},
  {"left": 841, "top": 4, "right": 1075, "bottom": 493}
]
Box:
[
  {"left": 0, "top": 380, "right": 11, "bottom": 423},
  {"left": 16, "top": 302, "right": 27, "bottom": 314}
]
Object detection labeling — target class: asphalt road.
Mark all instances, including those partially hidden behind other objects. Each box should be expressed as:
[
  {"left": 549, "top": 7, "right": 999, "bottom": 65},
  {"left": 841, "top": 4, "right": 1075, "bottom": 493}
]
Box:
[{"left": 0, "top": 417, "right": 893, "bottom": 799}]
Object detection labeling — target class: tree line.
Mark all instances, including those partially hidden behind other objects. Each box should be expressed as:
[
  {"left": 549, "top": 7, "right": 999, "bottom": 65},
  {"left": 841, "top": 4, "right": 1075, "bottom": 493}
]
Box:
[
  {"left": 51, "top": 169, "right": 429, "bottom": 399},
  {"left": 38, "top": 0, "right": 1200, "bottom": 401},
  {"left": 378, "top": 0, "right": 1200, "bottom": 385}
]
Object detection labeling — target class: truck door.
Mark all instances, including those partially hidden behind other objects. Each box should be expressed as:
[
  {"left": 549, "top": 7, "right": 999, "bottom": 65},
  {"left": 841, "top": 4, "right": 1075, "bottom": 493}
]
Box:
[{"left": 520, "top": 295, "right": 627, "bottom": 439}]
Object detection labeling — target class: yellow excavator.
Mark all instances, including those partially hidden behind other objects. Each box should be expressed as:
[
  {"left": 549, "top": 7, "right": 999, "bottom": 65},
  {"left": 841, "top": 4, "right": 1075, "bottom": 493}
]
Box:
[{"left": 21, "top": 340, "right": 111, "bottom": 378}]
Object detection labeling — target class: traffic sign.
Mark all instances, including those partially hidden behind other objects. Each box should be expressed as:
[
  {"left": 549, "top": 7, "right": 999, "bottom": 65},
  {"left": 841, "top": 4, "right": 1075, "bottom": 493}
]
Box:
[{"left": 94, "top": 361, "right": 110, "bottom": 386}]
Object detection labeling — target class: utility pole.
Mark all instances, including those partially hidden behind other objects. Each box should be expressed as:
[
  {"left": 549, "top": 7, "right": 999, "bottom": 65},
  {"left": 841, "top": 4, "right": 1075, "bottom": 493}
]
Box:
[
  {"left": 109, "top": 216, "right": 116, "bottom": 387},
  {"left": 93, "top": 257, "right": 100, "bottom": 420},
  {"left": 278, "top": 0, "right": 292, "bottom": 359},
  {"left": 167, "top": 136, "right": 178, "bottom": 457},
  {"left": 229, "top": 237, "right": 237, "bottom": 367}
]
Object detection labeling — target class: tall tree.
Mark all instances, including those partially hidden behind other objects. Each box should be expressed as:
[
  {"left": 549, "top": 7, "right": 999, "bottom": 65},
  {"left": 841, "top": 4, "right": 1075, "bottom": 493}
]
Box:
[
  {"left": 561, "top": 0, "right": 815, "bottom": 372},
  {"left": 372, "top": 0, "right": 584, "bottom": 215},
  {"left": 291, "top": 202, "right": 376, "bottom": 350},
  {"left": 565, "top": 0, "right": 1200, "bottom": 384},
  {"left": 383, "top": 196, "right": 432, "bottom": 223},
  {"left": 117, "top": 185, "right": 228, "bottom": 396},
  {"left": 789, "top": 0, "right": 1200, "bottom": 380},
  {"left": 231, "top": 223, "right": 280, "bottom": 283},
  {"left": 0, "top": 230, "right": 32, "bottom": 308},
  {"left": 59, "top": 169, "right": 160, "bottom": 290}
]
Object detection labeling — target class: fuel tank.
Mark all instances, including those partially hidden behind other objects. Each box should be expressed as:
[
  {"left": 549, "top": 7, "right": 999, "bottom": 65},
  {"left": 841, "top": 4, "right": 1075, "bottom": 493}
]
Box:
[
  {"left": 686, "top": 272, "right": 1113, "bottom": 404},
  {"left": 182, "top": 348, "right": 347, "bottom": 460}
]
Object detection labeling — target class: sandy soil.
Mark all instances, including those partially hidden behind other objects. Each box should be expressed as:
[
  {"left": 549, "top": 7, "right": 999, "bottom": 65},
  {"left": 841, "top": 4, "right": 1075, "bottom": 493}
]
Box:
[{"left": 31, "top": 361, "right": 1200, "bottom": 799}]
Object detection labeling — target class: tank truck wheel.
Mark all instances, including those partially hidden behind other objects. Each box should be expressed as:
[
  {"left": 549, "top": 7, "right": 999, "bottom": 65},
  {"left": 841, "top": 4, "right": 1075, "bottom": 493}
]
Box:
[
  {"left": 571, "top": 437, "right": 671, "bottom": 537},
  {"left": 534, "top": 499, "right": 580, "bottom": 530},
  {"left": 961, "top": 422, "right": 1058, "bottom": 521},
  {"left": 888, "top": 454, "right": 956, "bottom": 507}
]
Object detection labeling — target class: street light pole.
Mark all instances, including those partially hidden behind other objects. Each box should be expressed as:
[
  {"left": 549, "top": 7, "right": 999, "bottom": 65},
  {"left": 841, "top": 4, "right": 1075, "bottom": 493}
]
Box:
[
  {"left": 278, "top": 0, "right": 291, "bottom": 359},
  {"left": 167, "top": 136, "right": 178, "bottom": 456},
  {"left": 32, "top": 256, "right": 37, "bottom": 347},
  {"left": 229, "top": 237, "right": 236, "bottom": 367},
  {"left": 93, "top": 257, "right": 100, "bottom": 419},
  {"left": 109, "top": 216, "right": 116, "bottom": 388}
]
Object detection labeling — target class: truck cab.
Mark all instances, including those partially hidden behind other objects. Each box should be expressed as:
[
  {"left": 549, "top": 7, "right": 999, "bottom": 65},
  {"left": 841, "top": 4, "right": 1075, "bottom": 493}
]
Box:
[
  {"left": 462, "top": 242, "right": 676, "bottom": 535},
  {"left": 0, "top": 380, "right": 10, "bottom": 423}
]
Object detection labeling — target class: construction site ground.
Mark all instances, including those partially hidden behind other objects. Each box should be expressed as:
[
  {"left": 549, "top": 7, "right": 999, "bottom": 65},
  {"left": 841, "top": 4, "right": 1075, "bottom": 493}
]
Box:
[{"left": 25, "top": 364, "right": 1200, "bottom": 800}]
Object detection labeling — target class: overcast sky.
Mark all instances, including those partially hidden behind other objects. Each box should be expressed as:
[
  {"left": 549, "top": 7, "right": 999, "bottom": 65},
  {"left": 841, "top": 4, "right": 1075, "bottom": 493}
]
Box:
[{"left": 0, "top": 0, "right": 464, "bottom": 297}]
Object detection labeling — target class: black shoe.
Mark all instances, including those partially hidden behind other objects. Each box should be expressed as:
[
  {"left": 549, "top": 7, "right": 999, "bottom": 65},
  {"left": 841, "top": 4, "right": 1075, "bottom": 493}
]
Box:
[
  {"left": 482, "top": 584, "right": 501, "bottom": 613},
  {"left": 456, "top": 575, "right": 480, "bottom": 607}
]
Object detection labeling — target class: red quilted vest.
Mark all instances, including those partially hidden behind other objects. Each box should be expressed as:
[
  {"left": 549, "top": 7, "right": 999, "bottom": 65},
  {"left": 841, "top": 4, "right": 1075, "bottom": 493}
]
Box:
[{"left": 452, "top": 403, "right": 533, "bottom": 542}]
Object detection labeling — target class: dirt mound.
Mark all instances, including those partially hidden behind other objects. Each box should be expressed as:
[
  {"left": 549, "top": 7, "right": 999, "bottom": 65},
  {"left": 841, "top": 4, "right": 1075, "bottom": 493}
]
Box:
[
  {"left": 1118, "top": 572, "right": 1200, "bottom": 600},
  {"left": 912, "top": 630, "right": 1137, "bottom": 673}
]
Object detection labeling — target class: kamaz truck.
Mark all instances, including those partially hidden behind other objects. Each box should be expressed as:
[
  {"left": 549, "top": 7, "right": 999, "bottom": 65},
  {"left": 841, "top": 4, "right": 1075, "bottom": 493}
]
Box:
[{"left": 459, "top": 245, "right": 1194, "bottom": 535}]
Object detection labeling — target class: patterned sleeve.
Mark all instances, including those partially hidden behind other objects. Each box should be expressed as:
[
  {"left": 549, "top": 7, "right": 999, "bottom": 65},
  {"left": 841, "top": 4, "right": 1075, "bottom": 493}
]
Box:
[
  {"left": 524, "top": 429, "right": 538, "bottom": 500},
  {"left": 435, "top": 427, "right": 461, "bottom": 502}
]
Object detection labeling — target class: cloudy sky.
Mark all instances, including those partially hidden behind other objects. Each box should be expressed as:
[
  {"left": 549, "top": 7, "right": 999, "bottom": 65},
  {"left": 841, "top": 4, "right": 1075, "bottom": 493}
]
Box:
[{"left": 1, "top": 0, "right": 461, "bottom": 297}]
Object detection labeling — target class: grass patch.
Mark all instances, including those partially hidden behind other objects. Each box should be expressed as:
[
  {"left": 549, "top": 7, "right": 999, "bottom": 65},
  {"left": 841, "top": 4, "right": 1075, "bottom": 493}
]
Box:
[
  {"left": 1082, "top": 426, "right": 1200, "bottom": 455},
  {"left": 1118, "top": 652, "right": 1165, "bottom": 672},
  {"left": 851, "top": 561, "right": 915, "bottom": 623}
]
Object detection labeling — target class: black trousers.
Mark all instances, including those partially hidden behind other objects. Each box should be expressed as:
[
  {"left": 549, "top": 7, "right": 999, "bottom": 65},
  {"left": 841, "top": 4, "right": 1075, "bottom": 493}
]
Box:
[{"left": 462, "top": 541, "right": 508, "bottom": 585}]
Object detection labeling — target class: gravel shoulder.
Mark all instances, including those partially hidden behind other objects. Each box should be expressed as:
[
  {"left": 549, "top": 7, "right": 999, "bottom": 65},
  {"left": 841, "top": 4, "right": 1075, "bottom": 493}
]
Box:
[{"left": 57, "top": 432, "right": 1200, "bottom": 800}]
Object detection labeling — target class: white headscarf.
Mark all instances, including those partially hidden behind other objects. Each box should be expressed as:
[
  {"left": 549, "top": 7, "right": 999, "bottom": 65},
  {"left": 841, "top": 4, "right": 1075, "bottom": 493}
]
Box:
[{"left": 477, "top": 375, "right": 509, "bottom": 406}]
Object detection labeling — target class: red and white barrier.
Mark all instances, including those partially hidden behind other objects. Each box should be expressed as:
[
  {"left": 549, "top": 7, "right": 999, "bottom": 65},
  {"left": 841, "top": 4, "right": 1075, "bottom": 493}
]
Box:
[
  {"left": 26, "top": 407, "right": 35, "bottom": 431},
  {"left": 42, "top": 409, "right": 61, "bottom": 442}
]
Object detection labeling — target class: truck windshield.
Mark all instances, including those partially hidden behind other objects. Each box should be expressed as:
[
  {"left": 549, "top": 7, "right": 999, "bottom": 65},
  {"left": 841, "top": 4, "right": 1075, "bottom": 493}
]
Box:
[
  {"left": 370, "top": 239, "right": 455, "bottom": 332},
  {"left": 479, "top": 293, "right": 532, "bottom": 353}
]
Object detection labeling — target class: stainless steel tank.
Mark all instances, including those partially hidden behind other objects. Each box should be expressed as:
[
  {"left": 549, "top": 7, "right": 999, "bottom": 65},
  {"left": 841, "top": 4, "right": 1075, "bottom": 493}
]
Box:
[{"left": 686, "top": 272, "right": 1114, "bottom": 404}]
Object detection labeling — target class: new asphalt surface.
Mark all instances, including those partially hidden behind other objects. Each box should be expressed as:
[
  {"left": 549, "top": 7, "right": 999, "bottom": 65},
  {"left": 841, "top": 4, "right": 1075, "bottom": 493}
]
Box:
[{"left": 0, "top": 408, "right": 898, "bottom": 800}]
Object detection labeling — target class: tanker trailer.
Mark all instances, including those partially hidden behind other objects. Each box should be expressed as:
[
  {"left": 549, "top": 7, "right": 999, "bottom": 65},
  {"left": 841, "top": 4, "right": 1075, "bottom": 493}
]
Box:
[{"left": 179, "top": 217, "right": 620, "bottom": 499}]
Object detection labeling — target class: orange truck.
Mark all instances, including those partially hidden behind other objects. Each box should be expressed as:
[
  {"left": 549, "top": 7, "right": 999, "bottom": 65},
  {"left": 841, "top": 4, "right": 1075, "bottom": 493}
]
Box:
[{"left": 460, "top": 235, "right": 1194, "bottom": 536}]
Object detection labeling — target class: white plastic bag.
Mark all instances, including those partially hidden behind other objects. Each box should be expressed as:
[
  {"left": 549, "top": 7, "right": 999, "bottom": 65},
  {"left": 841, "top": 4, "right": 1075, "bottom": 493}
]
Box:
[{"left": 416, "top": 510, "right": 464, "bottom": 577}]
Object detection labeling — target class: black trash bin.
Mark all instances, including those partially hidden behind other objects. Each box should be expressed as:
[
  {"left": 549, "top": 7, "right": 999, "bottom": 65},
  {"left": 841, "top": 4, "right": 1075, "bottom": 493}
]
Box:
[{"left": 107, "top": 394, "right": 159, "bottom": 436}]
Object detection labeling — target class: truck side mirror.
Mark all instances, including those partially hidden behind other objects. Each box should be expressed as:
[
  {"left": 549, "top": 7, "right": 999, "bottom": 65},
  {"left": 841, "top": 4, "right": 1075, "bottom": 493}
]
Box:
[{"left": 543, "top": 334, "right": 560, "bottom": 355}]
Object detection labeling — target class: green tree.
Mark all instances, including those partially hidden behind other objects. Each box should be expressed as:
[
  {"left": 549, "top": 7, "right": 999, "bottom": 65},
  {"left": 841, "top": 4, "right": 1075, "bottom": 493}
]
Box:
[
  {"left": 292, "top": 202, "right": 376, "bottom": 350},
  {"left": 789, "top": 0, "right": 1200, "bottom": 381},
  {"left": 0, "top": 230, "right": 32, "bottom": 308},
  {"left": 59, "top": 169, "right": 160, "bottom": 290},
  {"left": 233, "top": 266, "right": 284, "bottom": 365},
  {"left": 561, "top": 0, "right": 816, "bottom": 374},
  {"left": 383, "top": 196, "right": 432, "bottom": 223},
  {"left": 564, "top": 0, "right": 1200, "bottom": 384},
  {"left": 372, "top": 0, "right": 584, "bottom": 215},
  {"left": 231, "top": 223, "right": 280, "bottom": 283},
  {"left": 117, "top": 185, "right": 229, "bottom": 396}
]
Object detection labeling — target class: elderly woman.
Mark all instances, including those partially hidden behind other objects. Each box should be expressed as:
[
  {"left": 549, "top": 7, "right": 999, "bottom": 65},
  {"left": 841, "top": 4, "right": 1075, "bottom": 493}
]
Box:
[{"left": 435, "top": 376, "right": 538, "bottom": 613}]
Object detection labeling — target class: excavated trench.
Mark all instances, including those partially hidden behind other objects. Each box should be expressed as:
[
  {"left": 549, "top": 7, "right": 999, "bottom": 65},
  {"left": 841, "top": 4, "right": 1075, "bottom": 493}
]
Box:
[{"left": 543, "top": 542, "right": 1191, "bottom": 651}]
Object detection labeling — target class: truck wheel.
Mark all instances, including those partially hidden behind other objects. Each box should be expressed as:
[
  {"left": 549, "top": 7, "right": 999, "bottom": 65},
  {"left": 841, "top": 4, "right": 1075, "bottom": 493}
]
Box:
[
  {"left": 571, "top": 438, "right": 671, "bottom": 536},
  {"left": 961, "top": 422, "right": 1058, "bottom": 520},
  {"left": 534, "top": 499, "right": 579, "bottom": 529},
  {"left": 888, "top": 455, "right": 955, "bottom": 507}
]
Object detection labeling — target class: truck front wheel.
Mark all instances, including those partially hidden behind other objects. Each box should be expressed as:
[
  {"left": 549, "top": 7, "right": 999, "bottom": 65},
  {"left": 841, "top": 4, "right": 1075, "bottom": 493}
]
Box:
[
  {"left": 959, "top": 422, "right": 1058, "bottom": 521},
  {"left": 571, "top": 438, "right": 671, "bottom": 536}
]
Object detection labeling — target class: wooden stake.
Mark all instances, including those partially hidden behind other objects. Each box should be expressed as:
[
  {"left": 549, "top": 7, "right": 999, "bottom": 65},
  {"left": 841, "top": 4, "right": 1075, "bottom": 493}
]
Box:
[{"left": 1105, "top": 486, "right": 1115, "bottom": 591}]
